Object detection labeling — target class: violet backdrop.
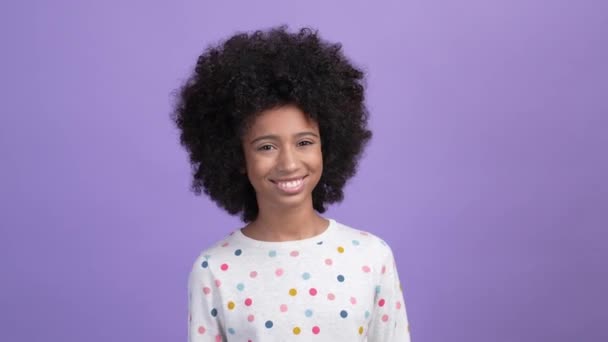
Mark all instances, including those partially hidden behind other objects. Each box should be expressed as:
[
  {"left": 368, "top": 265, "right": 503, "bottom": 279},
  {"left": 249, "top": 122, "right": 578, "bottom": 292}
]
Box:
[{"left": 1, "top": 0, "right": 606, "bottom": 341}]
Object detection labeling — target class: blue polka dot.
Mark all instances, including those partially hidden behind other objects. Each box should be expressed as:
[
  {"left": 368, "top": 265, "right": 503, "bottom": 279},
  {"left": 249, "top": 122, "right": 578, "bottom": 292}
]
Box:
[
  {"left": 201, "top": 261, "right": 208, "bottom": 268},
  {"left": 269, "top": 250, "right": 277, "bottom": 257},
  {"left": 265, "top": 320, "right": 274, "bottom": 328},
  {"left": 365, "top": 310, "right": 370, "bottom": 319},
  {"left": 340, "top": 310, "right": 348, "bottom": 318},
  {"left": 228, "top": 328, "right": 235, "bottom": 335},
  {"left": 352, "top": 240, "right": 360, "bottom": 246},
  {"left": 302, "top": 272, "right": 311, "bottom": 280},
  {"left": 375, "top": 285, "right": 381, "bottom": 294},
  {"left": 237, "top": 283, "right": 245, "bottom": 291},
  {"left": 317, "top": 241, "right": 323, "bottom": 245},
  {"left": 211, "top": 308, "right": 218, "bottom": 317},
  {"left": 305, "top": 309, "right": 314, "bottom": 317},
  {"left": 234, "top": 249, "right": 242, "bottom": 256},
  {"left": 337, "top": 275, "right": 345, "bottom": 282},
  {"left": 204, "top": 254, "right": 211, "bottom": 260}
]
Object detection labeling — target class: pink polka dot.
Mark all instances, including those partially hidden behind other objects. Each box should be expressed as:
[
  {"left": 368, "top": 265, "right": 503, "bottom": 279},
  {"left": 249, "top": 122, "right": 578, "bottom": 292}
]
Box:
[
  {"left": 248, "top": 314, "right": 255, "bottom": 322},
  {"left": 382, "top": 265, "right": 387, "bottom": 274},
  {"left": 280, "top": 304, "right": 288, "bottom": 312},
  {"left": 327, "top": 293, "right": 335, "bottom": 301},
  {"left": 221, "top": 242, "right": 229, "bottom": 247},
  {"left": 350, "top": 297, "right": 357, "bottom": 305},
  {"left": 309, "top": 288, "right": 318, "bottom": 296},
  {"left": 290, "top": 250, "right": 299, "bottom": 257},
  {"left": 220, "top": 263, "right": 229, "bottom": 271},
  {"left": 275, "top": 268, "right": 284, "bottom": 277},
  {"left": 245, "top": 298, "right": 253, "bottom": 306},
  {"left": 382, "top": 314, "right": 389, "bottom": 322},
  {"left": 215, "top": 335, "right": 222, "bottom": 342},
  {"left": 396, "top": 301, "right": 402, "bottom": 309},
  {"left": 378, "top": 299, "right": 386, "bottom": 307},
  {"left": 312, "top": 326, "right": 321, "bottom": 334},
  {"left": 325, "top": 258, "right": 333, "bottom": 266},
  {"left": 197, "top": 326, "right": 206, "bottom": 334},
  {"left": 362, "top": 266, "right": 371, "bottom": 273},
  {"left": 214, "top": 279, "right": 222, "bottom": 288},
  {"left": 250, "top": 271, "right": 258, "bottom": 278},
  {"left": 203, "top": 287, "right": 211, "bottom": 295}
]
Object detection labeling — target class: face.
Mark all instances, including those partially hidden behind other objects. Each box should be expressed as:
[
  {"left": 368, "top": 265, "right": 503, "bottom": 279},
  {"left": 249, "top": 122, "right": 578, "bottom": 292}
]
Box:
[{"left": 242, "top": 105, "right": 323, "bottom": 213}]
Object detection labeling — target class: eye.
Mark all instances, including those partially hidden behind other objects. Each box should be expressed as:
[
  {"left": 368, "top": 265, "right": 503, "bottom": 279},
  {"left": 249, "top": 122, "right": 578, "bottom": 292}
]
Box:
[
  {"left": 298, "top": 140, "right": 314, "bottom": 147},
  {"left": 257, "top": 144, "right": 275, "bottom": 151}
]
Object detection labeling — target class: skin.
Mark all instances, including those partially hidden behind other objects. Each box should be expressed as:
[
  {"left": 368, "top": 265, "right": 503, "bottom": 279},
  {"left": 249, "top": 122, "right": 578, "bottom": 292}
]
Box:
[{"left": 240, "top": 105, "right": 330, "bottom": 241}]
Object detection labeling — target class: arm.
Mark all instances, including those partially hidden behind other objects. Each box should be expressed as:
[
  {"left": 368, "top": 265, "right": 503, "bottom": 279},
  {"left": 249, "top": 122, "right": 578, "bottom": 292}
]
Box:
[
  {"left": 367, "top": 247, "right": 412, "bottom": 341},
  {"left": 188, "top": 258, "right": 225, "bottom": 342}
]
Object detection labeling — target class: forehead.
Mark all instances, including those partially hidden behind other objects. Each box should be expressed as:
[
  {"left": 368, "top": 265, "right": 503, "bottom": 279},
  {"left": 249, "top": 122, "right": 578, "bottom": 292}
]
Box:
[{"left": 246, "top": 105, "right": 318, "bottom": 137}]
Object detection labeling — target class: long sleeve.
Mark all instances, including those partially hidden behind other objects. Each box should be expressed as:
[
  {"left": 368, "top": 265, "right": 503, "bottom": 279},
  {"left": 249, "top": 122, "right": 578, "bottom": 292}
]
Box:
[
  {"left": 188, "top": 257, "right": 225, "bottom": 342},
  {"left": 367, "top": 247, "right": 412, "bottom": 341}
]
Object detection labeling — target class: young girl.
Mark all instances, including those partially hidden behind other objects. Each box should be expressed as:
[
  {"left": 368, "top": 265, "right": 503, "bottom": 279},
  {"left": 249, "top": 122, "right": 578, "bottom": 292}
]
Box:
[{"left": 173, "top": 26, "right": 412, "bottom": 341}]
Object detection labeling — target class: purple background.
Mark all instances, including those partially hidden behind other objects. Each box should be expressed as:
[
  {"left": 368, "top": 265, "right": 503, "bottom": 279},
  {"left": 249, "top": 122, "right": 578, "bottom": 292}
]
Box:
[{"left": 1, "top": 0, "right": 606, "bottom": 341}]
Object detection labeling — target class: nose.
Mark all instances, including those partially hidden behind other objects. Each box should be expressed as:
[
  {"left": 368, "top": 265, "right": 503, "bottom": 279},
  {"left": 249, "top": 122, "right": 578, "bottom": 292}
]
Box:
[{"left": 277, "top": 145, "right": 299, "bottom": 173}]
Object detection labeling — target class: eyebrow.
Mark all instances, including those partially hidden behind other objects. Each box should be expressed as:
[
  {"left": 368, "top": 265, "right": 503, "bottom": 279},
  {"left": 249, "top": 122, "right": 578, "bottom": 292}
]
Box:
[{"left": 250, "top": 132, "right": 319, "bottom": 145}]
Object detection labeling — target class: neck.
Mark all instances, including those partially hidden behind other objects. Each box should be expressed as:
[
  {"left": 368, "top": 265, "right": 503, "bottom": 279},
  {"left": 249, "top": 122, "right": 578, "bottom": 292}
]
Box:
[{"left": 242, "top": 201, "right": 329, "bottom": 242}]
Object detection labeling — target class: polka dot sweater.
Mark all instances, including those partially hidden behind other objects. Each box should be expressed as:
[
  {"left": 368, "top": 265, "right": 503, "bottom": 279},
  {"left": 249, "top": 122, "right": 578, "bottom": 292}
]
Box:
[{"left": 187, "top": 218, "right": 412, "bottom": 341}]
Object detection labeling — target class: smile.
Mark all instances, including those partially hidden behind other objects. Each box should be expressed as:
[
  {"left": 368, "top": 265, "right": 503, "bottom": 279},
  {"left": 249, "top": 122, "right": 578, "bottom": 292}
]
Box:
[{"left": 271, "top": 176, "right": 307, "bottom": 194}]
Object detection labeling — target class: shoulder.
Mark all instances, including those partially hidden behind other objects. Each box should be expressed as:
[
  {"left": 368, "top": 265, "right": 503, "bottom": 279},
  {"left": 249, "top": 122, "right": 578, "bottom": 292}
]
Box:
[
  {"left": 332, "top": 219, "right": 396, "bottom": 262},
  {"left": 188, "top": 231, "right": 242, "bottom": 279}
]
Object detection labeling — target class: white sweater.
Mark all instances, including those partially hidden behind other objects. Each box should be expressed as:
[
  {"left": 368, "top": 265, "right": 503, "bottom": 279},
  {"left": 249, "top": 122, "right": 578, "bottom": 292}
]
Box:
[{"left": 188, "top": 218, "right": 412, "bottom": 341}]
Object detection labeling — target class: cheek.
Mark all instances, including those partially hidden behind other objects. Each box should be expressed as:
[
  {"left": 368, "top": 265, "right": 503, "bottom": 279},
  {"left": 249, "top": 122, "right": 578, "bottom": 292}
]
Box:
[{"left": 245, "top": 156, "right": 273, "bottom": 179}]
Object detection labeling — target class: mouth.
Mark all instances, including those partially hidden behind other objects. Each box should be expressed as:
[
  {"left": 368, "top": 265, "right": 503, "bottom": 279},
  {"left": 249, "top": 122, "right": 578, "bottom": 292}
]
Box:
[{"left": 270, "top": 176, "right": 308, "bottom": 193}]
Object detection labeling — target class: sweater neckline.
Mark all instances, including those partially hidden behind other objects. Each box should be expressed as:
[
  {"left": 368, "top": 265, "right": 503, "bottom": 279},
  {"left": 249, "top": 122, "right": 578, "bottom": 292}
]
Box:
[{"left": 231, "top": 218, "right": 337, "bottom": 249}]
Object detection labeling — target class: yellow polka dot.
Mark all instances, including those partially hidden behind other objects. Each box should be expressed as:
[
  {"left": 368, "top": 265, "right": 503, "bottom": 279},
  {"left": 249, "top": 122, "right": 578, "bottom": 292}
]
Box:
[
  {"left": 337, "top": 246, "right": 345, "bottom": 253},
  {"left": 289, "top": 288, "right": 298, "bottom": 296},
  {"left": 293, "top": 327, "right": 301, "bottom": 335},
  {"left": 227, "top": 301, "right": 235, "bottom": 310},
  {"left": 359, "top": 326, "right": 364, "bottom": 335}
]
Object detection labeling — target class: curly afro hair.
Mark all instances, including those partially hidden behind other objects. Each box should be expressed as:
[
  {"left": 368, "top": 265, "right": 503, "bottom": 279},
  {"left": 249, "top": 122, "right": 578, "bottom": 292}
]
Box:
[{"left": 171, "top": 26, "right": 372, "bottom": 222}]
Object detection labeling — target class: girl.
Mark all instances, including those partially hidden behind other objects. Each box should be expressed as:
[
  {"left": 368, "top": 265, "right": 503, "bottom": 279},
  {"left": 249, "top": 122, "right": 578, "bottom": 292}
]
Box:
[{"left": 172, "top": 26, "right": 412, "bottom": 341}]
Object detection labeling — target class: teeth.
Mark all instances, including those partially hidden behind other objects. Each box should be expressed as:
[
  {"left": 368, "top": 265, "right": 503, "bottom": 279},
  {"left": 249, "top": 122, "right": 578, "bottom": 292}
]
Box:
[{"left": 277, "top": 178, "right": 303, "bottom": 189}]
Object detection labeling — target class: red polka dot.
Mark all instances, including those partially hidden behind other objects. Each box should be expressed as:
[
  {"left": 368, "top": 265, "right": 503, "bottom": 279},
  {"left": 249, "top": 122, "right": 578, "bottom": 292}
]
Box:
[
  {"left": 250, "top": 271, "right": 258, "bottom": 278},
  {"left": 309, "top": 288, "right": 318, "bottom": 296},
  {"left": 220, "top": 263, "right": 229, "bottom": 271},
  {"left": 275, "top": 268, "right": 284, "bottom": 277},
  {"left": 382, "top": 314, "right": 389, "bottom": 322},
  {"left": 362, "top": 265, "right": 371, "bottom": 273},
  {"left": 245, "top": 298, "right": 253, "bottom": 306},
  {"left": 197, "top": 326, "right": 206, "bottom": 334},
  {"left": 280, "top": 304, "right": 288, "bottom": 312},
  {"left": 312, "top": 326, "right": 321, "bottom": 334},
  {"left": 290, "top": 250, "right": 299, "bottom": 257},
  {"left": 203, "top": 287, "right": 211, "bottom": 295},
  {"left": 325, "top": 258, "right": 333, "bottom": 265},
  {"left": 215, "top": 279, "right": 222, "bottom": 288},
  {"left": 396, "top": 301, "right": 402, "bottom": 309},
  {"left": 221, "top": 242, "right": 229, "bottom": 247},
  {"left": 248, "top": 314, "right": 255, "bottom": 322},
  {"left": 327, "top": 293, "right": 336, "bottom": 301},
  {"left": 378, "top": 299, "right": 386, "bottom": 307}
]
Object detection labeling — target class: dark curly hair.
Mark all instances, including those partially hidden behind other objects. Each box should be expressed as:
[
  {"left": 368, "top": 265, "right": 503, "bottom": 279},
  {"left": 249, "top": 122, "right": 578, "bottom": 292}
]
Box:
[{"left": 171, "top": 26, "right": 372, "bottom": 222}]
